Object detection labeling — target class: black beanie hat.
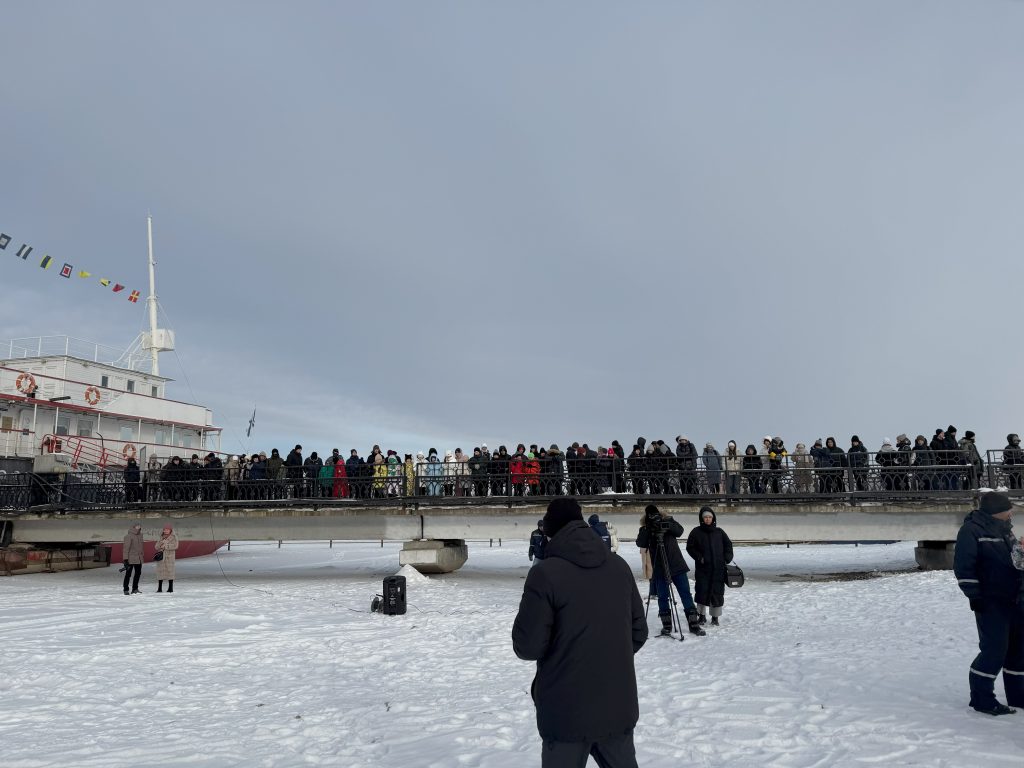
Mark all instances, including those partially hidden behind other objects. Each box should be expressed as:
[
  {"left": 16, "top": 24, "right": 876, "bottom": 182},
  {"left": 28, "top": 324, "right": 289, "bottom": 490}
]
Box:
[
  {"left": 544, "top": 497, "right": 583, "bottom": 537},
  {"left": 965, "top": 430, "right": 975, "bottom": 440},
  {"left": 979, "top": 492, "right": 1012, "bottom": 516},
  {"left": 947, "top": 425, "right": 957, "bottom": 434}
]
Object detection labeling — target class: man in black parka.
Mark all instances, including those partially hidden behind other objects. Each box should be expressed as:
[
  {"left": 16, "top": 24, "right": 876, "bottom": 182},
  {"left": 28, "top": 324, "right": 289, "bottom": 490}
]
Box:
[
  {"left": 513, "top": 497, "right": 647, "bottom": 767},
  {"left": 954, "top": 491, "right": 1024, "bottom": 715}
]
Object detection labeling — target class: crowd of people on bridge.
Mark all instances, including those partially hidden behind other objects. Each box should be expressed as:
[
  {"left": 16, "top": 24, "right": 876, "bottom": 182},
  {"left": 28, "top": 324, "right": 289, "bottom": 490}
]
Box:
[{"left": 121, "top": 428, "right": 1024, "bottom": 502}]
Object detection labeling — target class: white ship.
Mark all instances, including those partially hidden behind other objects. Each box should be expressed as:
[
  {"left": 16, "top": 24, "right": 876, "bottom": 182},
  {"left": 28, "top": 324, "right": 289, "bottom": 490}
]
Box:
[{"left": 0, "top": 216, "right": 221, "bottom": 473}]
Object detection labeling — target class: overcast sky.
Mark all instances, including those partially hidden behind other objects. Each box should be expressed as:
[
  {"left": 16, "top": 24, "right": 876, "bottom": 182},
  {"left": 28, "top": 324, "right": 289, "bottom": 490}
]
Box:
[{"left": 2, "top": 1, "right": 1022, "bottom": 458}]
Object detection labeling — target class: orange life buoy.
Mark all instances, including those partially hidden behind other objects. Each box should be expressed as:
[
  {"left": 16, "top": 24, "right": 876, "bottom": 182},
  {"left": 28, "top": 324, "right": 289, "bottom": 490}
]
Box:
[
  {"left": 122, "top": 443, "right": 137, "bottom": 461},
  {"left": 16, "top": 372, "right": 36, "bottom": 394},
  {"left": 84, "top": 386, "right": 101, "bottom": 405}
]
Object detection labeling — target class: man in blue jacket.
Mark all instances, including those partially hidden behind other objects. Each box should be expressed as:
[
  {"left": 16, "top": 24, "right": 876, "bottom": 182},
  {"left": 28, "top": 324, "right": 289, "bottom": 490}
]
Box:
[
  {"left": 954, "top": 491, "right": 1024, "bottom": 715},
  {"left": 528, "top": 519, "right": 547, "bottom": 563},
  {"left": 513, "top": 497, "right": 647, "bottom": 766}
]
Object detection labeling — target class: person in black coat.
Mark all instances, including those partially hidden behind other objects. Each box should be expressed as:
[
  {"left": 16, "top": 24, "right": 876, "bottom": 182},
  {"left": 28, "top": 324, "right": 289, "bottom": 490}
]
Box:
[
  {"left": 513, "top": 498, "right": 647, "bottom": 767},
  {"left": 627, "top": 445, "right": 646, "bottom": 495},
  {"left": 675, "top": 436, "right": 699, "bottom": 495},
  {"left": 635, "top": 504, "right": 706, "bottom": 637},
  {"left": 124, "top": 458, "right": 142, "bottom": 503},
  {"left": 848, "top": 436, "right": 868, "bottom": 492},
  {"left": 686, "top": 506, "right": 734, "bottom": 626},
  {"left": 1004, "top": 434, "right": 1024, "bottom": 490},
  {"left": 953, "top": 491, "right": 1024, "bottom": 715}
]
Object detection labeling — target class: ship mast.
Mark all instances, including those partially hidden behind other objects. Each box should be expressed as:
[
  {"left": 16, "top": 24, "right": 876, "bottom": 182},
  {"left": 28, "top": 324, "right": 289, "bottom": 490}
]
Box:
[{"left": 142, "top": 214, "right": 174, "bottom": 376}]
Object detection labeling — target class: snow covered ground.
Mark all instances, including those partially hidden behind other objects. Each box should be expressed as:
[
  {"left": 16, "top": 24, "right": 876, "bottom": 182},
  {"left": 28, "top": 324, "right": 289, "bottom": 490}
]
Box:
[{"left": 2, "top": 539, "right": 1023, "bottom": 767}]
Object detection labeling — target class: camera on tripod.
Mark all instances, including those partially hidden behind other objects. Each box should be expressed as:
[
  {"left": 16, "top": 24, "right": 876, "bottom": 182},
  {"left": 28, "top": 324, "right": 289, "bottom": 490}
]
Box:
[{"left": 646, "top": 507, "right": 669, "bottom": 537}]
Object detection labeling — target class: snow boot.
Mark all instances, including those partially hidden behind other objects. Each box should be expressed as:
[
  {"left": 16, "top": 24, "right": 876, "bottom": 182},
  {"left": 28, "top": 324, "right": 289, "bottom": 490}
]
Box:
[
  {"left": 973, "top": 703, "right": 1016, "bottom": 716},
  {"left": 697, "top": 613, "right": 707, "bottom": 626},
  {"left": 167, "top": 580, "right": 173, "bottom": 593},
  {"left": 711, "top": 617, "right": 720, "bottom": 626},
  {"left": 157, "top": 581, "right": 163, "bottom": 593},
  {"left": 686, "top": 608, "right": 706, "bottom": 636},
  {"left": 659, "top": 614, "right": 673, "bottom": 637},
  {"left": 123, "top": 589, "right": 130, "bottom": 595},
  {"left": 131, "top": 589, "right": 141, "bottom": 594}
]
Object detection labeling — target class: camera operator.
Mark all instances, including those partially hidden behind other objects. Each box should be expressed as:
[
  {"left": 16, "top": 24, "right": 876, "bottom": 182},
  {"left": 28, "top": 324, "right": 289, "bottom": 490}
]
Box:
[{"left": 635, "top": 504, "right": 706, "bottom": 637}]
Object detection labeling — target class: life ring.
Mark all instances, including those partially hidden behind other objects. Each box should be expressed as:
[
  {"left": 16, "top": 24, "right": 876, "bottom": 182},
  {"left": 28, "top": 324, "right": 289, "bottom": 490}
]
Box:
[
  {"left": 84, "top": 386, "right": 101, "bottom": 405},
  {"left": 16, "top": 372, "right": 36, "bottom": 394},
  {"left": 122, "top": 443, "right": 137, "bottom": 461}
]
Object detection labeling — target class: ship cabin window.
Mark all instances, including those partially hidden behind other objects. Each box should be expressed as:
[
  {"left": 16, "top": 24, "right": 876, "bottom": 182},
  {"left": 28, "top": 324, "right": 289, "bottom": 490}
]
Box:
[
  {"left": 151, "top": 386, "right": 159, "bottom": 398},
  {"left": 181, "top": 435, "right": 192, "bottom": 449},
  {"left": 126, "top": 380, "right": 135, "bottom": 393},
  {"left": 77, "top": 419, "right": 94, "bottom": 437},
  {"left": 120, "top": 426, "right": 134, "bottom": 441},
  {"left": 1, "top": 416, "right": 12, "bottom": 433},
  {"left": 100, "top": 375, "right": 109, "bottom": 388},
  {"left": 56, "top": 415, "right": 71, "bottom": 436},
  {"left": 155, "top": 429, "right": 166, "bottom": 445}
]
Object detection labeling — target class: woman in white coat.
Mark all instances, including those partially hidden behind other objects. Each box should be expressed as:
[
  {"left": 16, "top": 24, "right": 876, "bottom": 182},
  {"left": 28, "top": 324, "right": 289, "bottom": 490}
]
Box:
[{"left": 155, "top": 525, "right": 179, "bottom": 593}]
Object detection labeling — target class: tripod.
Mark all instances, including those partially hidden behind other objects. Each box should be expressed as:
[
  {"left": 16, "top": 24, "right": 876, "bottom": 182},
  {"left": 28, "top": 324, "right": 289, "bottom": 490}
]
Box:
[{"left": 644, "top": 526, "right": 685, "bottom": 643}]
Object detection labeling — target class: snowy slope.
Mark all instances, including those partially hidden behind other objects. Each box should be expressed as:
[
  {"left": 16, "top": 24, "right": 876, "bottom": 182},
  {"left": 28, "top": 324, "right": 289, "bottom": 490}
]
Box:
[{"left": 1, "top": 540, "right": 1022, "bottom": 767}]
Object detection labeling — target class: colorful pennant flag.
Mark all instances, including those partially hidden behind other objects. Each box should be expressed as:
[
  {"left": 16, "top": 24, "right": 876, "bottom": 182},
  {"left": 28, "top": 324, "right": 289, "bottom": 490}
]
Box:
[{"left": 5, "top": 224, "right": 144, "bottom": 308}]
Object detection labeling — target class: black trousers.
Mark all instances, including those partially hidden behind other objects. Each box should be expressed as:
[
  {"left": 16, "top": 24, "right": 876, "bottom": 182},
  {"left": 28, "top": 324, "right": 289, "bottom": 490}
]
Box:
[
  {"left": 970, "top": 602, "right": 1024, "bottom": 709},
  {"left": 122, "top": 563, "right": 142, "bottom": 592},
  {"left": 541, "top": 730, "right": 637, "bottom": 768}
]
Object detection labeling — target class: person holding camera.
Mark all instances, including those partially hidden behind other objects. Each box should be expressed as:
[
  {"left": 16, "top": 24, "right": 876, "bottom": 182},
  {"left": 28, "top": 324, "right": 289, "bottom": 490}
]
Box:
[
  {"left": 686, "top": 506, "right": 734, "bottom": 626},
  {"left": 513, "top": 497, "right": 647, "bottom": 767},
  {"left": 635, "top": 504, "right": 706, "bottom": 637}
]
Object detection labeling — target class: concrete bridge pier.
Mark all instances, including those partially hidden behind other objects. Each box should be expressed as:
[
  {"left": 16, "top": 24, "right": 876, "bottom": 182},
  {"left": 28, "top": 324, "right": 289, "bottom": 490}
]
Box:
[
  {"left": 915, "top": 540, "right": 955, "bottom": 570},
  {"left": 399, "top": 539, "right": 469, "bottom": 574}
]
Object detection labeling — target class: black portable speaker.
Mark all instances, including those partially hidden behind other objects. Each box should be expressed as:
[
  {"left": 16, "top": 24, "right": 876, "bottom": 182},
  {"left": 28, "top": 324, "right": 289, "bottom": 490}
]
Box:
[{"left": 381, "top": 575, "right": 407, "bottom": 615}]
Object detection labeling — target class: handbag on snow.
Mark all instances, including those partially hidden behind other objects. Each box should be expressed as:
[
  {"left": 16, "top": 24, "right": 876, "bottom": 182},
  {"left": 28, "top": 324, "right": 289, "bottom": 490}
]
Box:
[
  {"left": 153, "top": 551, "right": 164, "bottom": 562},
  {"left": 725, "top": 562, "right": 744, "bottom": 588}
]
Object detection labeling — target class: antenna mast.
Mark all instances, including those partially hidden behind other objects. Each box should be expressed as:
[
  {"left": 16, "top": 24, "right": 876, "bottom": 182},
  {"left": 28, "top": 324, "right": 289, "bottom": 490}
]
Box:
[{"left": 142, "top": 214, "right": 174, "bottom": 376}]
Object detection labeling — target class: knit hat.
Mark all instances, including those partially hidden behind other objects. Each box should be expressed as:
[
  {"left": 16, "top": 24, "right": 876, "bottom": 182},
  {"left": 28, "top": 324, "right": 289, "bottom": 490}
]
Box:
[
  {"left": 979, "top": 491, "right": 1012, "bottom": 516},
  {"left": 935, "top": 428, "right": 944, "bottom": 436},
  {"left": 882, "top": 438, "right": 892, "bottom": 446},
  {"left": 896, "top": 434, "right": 908, "bottom": 443},
  {"left": 965, "top": 431, "right": 975, "bottom": 440},
  {"left": 543, "top": 497, "right": 584, "bottom": 537},
  {"left": 851, "top": 435, "right": 860, "bottom": 443},
  {"left": 947, "top": 425, "right": 957, "bottom": 434}
]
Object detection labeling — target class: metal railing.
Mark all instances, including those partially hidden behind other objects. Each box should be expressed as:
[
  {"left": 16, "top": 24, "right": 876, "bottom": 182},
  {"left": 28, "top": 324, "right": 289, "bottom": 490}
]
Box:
[{"left": 2, "top": 450, "right": 1021, "bottom": 512}]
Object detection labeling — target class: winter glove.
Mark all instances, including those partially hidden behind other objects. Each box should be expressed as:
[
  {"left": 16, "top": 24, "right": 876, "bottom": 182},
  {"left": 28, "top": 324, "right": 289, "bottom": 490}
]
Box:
[
  {"left": 122, "top": 560, "right": 129, "bottom": 568},
  {"left": 969, "top": 598, "right": 985, "bottom": 613}
]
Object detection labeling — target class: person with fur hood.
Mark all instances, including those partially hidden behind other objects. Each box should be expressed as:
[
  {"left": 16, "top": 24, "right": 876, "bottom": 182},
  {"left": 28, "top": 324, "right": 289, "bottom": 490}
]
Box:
[{"left": 792, "top": 442, "right": 815, "bottom": 494}]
